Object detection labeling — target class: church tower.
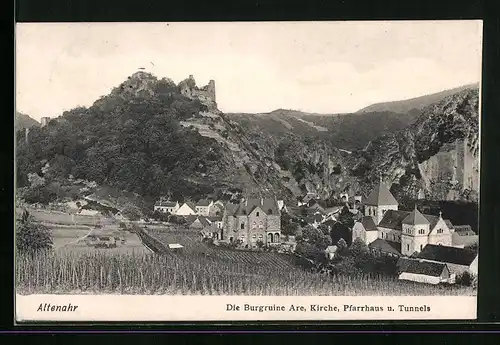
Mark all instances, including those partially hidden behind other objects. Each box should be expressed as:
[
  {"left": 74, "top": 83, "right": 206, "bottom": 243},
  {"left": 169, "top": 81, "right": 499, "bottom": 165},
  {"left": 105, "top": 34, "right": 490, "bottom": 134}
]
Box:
[
  {"left": 401, "top": 205, "right": 430, "bottom": 256},
  {"left": 364, "top": 179, "right": 399, "bottom": 225}
]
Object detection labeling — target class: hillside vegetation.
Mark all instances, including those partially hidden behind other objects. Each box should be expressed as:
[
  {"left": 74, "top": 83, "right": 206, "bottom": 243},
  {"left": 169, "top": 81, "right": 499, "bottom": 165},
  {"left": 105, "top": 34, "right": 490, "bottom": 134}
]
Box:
[{"left": 15, "top": 72, "right": 480, "bottom": 207}]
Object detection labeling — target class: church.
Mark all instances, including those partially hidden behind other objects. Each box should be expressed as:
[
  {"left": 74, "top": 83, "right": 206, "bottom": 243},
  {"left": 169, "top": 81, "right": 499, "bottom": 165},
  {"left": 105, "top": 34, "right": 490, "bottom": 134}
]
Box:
[{"left": 352, "top": 181, "right": 457, "bottom": 256}]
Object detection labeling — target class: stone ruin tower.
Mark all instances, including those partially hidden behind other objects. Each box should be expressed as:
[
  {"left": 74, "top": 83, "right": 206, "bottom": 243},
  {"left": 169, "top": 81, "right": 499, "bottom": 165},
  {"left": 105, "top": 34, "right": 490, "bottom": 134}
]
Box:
[{"left": 207, "top": 79, "right": 216, "bottom": 103}]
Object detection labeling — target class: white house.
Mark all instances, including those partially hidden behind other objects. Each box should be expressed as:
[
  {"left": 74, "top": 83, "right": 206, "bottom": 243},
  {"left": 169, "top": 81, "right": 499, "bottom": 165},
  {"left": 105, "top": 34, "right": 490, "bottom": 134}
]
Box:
[
  {"left": 195, "top": 199, "right": 214, "bottom": 216},
  {"left": 154, "top": 201, "right": 180, "bottom": 214}
]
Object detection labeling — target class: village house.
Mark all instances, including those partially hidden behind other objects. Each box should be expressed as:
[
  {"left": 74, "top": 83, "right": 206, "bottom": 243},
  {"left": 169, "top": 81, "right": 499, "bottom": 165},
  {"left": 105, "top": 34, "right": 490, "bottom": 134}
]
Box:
[
  {"left": 153, "top": 200, "right": 180, "bottom": 214},
  {"left": 222, "top": 198, "right": 281, "bottom": 248},
  {"left": 297, "top": 192, "right": 318, "bottom": 206},
  {"left": 351, "top": 181, "right": 473, "bottom": 256},
  {"left": 195, "top": 199, "right": 214, "bottom": 216},
  {"left": 208, "top": 201, "right": 225, "bottom": 216},
  {"left": 397, "top": 258, "right": 452, "bottom": 285},
  {"left": 176, "top": 202, "right": 197, "bottom": 216},
  {"left": 451, "top": 225, "right": 479, "bottom": 248},
  {"left": 415, "top": 244, "right": 478, "bottom": 276}
]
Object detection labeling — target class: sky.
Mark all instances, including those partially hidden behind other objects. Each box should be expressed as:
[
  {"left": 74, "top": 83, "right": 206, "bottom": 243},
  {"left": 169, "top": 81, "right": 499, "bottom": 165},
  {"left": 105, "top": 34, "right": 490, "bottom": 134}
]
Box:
[{"left": 16, "top": 21, "right": 482, "bottom": 120}]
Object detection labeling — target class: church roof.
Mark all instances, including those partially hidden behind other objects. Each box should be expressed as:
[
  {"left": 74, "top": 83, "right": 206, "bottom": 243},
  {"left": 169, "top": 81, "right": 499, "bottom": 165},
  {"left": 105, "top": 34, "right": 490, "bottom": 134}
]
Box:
[
  {"left": 378, "top": 210, "right": 410, "bottom": 230},
  {"left": 402, "top": 207, "right": 430, "bottom": 225},
  {"left": 360, "top": 216, "right": 378, "bottom": 231},
  {"left": 364, "top": 182, "right": 399, "bottom": 206},
  {"left": 379, "top": 210, "right": 443, "bottom": 230},
  {"left": 368, "top": 239, "right": 401, "bottom": 255}
]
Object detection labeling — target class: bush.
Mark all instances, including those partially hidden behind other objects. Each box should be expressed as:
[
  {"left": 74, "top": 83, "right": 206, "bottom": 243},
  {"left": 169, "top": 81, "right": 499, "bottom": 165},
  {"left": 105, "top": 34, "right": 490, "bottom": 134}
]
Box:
[
  {"left": 456, "top": 271, "right": 474, "bottom": 286},
  {"left": 16, "top": 210, "right": 53, "bottom": 253}
]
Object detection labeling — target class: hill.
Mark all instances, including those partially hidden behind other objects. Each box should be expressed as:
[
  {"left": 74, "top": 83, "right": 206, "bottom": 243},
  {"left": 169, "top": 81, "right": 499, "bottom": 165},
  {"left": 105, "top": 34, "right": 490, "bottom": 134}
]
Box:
[
  {"left": 15, "top": 72, "right": 480, "bottom": 207},
  {"left": 15, "top": 112, "right": 40, "bottom": 132},
  {"left": 356, "top": 83, "right": 479, "bottom": 114},
  {"left": 228, "top": 109, "right": 420, "bottom": 152}
]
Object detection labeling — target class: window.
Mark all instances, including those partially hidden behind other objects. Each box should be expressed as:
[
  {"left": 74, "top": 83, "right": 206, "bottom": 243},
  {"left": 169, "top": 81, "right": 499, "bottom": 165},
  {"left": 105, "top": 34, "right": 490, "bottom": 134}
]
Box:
[
  {"left": 418, "top": 229, "right": 425, "bottom": 235},
  {"left": 420, "top": 244, "right": 423, "bottom": 251},
  {"left": 256, "top": 212, "right": 260, "bottom": 217},
  {"left": 407, "top": 244, "right": 410, "bottom": 251},
  {"left": 437, "top": 228, "right": 443, "bottom": 234},
  {"left": 241, "top": 223, "right": 245, "bottom": 229},
  {"left": 268, "top": 209, "right": 273, "bottom": 214}
]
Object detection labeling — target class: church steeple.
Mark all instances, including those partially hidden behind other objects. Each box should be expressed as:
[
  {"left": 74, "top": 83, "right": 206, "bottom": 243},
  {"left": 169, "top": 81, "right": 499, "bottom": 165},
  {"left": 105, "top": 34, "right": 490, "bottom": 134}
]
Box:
[{"left": 364, "top": 179, "right": 399, "bottom": 225}]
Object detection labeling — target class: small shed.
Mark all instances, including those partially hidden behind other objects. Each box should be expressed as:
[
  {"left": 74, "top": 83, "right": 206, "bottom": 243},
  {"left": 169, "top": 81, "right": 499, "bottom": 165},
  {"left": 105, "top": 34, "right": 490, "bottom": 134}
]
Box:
[{"left": 168, "top": 243, "right": 184, "bottom": 251}]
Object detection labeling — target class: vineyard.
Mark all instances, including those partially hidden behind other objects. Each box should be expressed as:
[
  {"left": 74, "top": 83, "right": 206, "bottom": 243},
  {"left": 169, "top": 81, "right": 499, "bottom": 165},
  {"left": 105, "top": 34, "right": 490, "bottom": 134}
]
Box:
[{"left": 15, "top": 221, "right": 476, "bottom": 296}]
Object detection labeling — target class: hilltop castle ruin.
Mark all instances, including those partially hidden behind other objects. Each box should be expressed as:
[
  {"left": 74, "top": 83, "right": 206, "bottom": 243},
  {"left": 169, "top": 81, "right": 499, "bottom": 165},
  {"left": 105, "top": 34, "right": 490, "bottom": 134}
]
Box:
[{"left": 179, "top": 75, "right": 216, "bottom": 107}]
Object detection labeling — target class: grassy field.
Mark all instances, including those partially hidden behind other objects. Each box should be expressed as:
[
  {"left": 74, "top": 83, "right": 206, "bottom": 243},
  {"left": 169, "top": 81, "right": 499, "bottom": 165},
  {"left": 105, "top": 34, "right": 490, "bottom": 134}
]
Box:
[{"left": 26, "top": 207, "right": 151, "bottom": 255}]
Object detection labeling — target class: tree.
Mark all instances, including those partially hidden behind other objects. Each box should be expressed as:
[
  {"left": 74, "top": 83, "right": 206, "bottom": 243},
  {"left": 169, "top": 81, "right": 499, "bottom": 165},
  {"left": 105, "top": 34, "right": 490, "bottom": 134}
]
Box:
[
  {"left": 301, "top": 225, "right": 332, "bottom": 250},
  {"left": 121, "top": 203, "right": 142, "bottom": 221},
  {"left": 16, "top": 210, "right": 53, "bottom": 253}
]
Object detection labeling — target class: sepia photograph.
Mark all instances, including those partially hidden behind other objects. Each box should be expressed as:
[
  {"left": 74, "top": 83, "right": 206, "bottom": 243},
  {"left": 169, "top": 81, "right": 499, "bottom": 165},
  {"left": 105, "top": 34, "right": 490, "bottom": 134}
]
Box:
[{"left": 15, "top": 20, "right": 481, "bottom": 321}]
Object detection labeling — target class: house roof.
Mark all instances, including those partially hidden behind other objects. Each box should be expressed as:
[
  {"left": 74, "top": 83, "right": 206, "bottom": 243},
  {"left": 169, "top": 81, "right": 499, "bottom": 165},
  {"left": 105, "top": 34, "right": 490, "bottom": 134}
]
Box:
[
  {"left": 444, "top": 219, "right": 454, "bottom": 230},
  {"left": 207, "top": 216, "right": 223, "bottom": 222},
  {"left": 400, "top": 259, "right": 448, "bottom": 277},
  {"left": 416, "top": 244, "right": 477, "bottom": 266},
  {"left": 306, "top": 214, "right": 323, "bottom": 223},
  {"left": 224, "top": 203, "right": 239, "bottom": 216},
  {"left": 452, "top": 232, "right": 479, "bottom": 247},
  {"left": 197, "top": 216, "right": 211, "bottom": 227},
  {"left": 368, "top": 239, "right": 401, "bottom": 255},
  {"left": 364, "top": 182, "right": 399, "bottom": 206},
  {"left": 196, "top": 199, "right": 212, "bottom": 207},
  {"left": 403, "top": 207, "right": 430, "bottom": 225},
  {"left": 155, "top": 201, "right": 177, "bottom": 207},
  {"left": 233, "top": 198, "right": 279, "bottom": 216},
  {"left": 324, "top": 206, "right": 341, "bottom": 215},
  {"left": 360, "top": 216, "right": 378, "bottom": 231},
  {"left": 454, "top": 225, "right": 474, "bottom": 236},
  {"left": 182, "top": 202, "right": 197, "bottom": 211}
]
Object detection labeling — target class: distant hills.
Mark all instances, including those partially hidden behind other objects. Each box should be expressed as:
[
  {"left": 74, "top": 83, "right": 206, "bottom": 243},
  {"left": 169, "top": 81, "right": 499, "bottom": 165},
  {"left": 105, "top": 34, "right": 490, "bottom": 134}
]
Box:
[
  {"left": 15, "top": 112, "right": 40, "bottom": 132},
  {"left": 356, "top": 83, "right": 480, "bottom": 114}
]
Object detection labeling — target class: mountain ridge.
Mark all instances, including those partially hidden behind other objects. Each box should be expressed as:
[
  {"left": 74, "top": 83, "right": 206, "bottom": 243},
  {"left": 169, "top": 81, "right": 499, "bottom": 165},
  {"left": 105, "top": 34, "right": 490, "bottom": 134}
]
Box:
[{"left": 356, "top": 83, "right": 480, "bottom": 114}]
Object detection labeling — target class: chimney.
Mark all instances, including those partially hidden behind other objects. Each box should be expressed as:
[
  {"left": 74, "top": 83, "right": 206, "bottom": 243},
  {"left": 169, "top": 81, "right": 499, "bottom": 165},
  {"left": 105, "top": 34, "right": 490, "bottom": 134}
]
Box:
[
  {"left": 245, "top": 199, "right": 248, "bottom": 207},
  {"left": 261, "top": 198, "right": 263, "bottom": 206}
]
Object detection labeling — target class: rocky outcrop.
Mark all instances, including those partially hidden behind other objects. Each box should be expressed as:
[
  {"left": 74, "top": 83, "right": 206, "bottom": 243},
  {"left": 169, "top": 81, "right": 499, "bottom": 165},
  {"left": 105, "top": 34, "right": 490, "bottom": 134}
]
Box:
[{"left": 348, "top": 87, "right": 479, "bottom": 202}]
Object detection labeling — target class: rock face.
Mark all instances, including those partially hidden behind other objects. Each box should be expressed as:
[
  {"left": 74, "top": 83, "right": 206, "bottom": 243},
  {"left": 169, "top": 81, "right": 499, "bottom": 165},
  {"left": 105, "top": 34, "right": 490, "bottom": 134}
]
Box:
[{"left": 349, "top": 87, "right": 479, "bottom": 202}]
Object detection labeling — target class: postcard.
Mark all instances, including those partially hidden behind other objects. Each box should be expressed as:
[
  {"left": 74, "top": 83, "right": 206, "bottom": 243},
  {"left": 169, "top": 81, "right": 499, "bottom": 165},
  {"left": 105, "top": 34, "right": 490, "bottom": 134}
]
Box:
[{"left": 15, "top": 20, "right": 481, "bottom": 322}]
